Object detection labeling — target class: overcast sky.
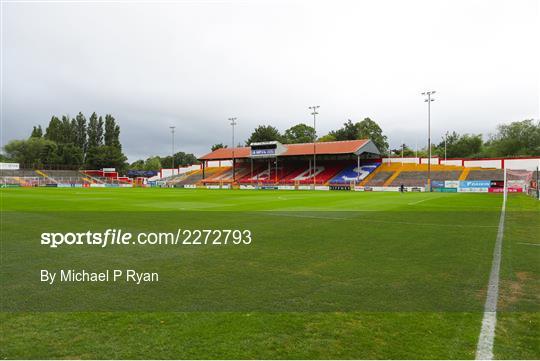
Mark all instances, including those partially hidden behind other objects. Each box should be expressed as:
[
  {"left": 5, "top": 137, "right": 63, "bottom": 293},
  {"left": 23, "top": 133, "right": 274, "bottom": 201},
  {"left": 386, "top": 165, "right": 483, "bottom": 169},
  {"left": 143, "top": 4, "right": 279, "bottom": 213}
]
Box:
[{"left": 2, "top": 0, "right": 538, "bottom": 161}]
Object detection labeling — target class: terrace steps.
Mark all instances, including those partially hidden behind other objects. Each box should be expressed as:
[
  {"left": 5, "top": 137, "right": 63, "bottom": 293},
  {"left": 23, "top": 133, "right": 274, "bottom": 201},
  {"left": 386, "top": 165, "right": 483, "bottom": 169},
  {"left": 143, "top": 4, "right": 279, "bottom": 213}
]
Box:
[
  {"left": 383, "top": 167, "right": 403, "bottom": 186},
  {"left": 35, "top": 170, "right": 57, "bottom": 184},
  {"left": 459, "top": 168, "right": 470, "bottom": 181}
]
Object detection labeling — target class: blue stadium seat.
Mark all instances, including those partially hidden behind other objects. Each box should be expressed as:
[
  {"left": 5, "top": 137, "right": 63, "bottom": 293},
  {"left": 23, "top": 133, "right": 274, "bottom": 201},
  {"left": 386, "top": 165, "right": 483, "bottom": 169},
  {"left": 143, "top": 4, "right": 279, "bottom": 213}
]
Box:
[{"left": 329, "top": 163, "right": 380, "bottom": 184}]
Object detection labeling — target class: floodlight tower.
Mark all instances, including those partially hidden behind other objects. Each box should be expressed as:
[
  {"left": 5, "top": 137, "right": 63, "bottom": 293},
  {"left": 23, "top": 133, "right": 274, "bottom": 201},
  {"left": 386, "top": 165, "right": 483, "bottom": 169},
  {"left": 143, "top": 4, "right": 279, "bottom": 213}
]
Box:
[
  {"left": 309, "top": 106, "right": 320, "bottom": 186},
  {"left": 229, "top": 117, "right": 237, "bottom": 181},
  {"left": 421, "top": 91, "right": 436, "bottom": 191},
  {"left": 169, "top": 126, "right": 176, "bottom": 170}
]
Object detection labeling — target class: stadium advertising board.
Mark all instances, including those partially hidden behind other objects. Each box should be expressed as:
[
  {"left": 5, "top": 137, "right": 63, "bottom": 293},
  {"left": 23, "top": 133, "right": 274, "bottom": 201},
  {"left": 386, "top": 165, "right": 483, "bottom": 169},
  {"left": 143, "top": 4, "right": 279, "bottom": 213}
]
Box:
[
  {"left": 315, "top": 186, "right": 330, "bottom": 191},
  {"left": 277, "top": 185, "right": 295, "bottom": 190},
  {"left": 0, "top": 162, "right": 20, "bottom": 170},
  {"left": 488, "top": 187, "right": 523, "bottom": 193},
  {"left": 206, "top": 185, "right": 221, "bottom": 189},
  {"left": 259, "top": 185, "right": 278, "bottom": 190},
  {"left": 458, "top": 187, "right": 489, "bottom": 193},
  {"left": 90, "top": 184, "right": 106, "bottom": 188},
  {"left": 433, "top": 187, "right": 458, "bottom": 193},
  {"left": 298, "top": 185, "right": 312, "bottom": 190},
  {"left": 184, "top": 184, "right": 197, "bottom": 189},
  {"left": 57, "top": 183, "right": 84, "bottom": 188},
  {"left": 330, "top": 185, "right": 351, "bottom": 191},
  {"left": 251, "top": 149, "right": 275, "bottom": 155},
  {"left": 239, "top": 185, "right": 255, "bottom": 190},
  {"left": 431, "top": 181, "right": 445, "bottom": 188},
  {"left": 460, "top": 180, "right": 491, "bottom": 188},
  {"left": 444, "top": 180, "right": 460, "bottom": 188}
]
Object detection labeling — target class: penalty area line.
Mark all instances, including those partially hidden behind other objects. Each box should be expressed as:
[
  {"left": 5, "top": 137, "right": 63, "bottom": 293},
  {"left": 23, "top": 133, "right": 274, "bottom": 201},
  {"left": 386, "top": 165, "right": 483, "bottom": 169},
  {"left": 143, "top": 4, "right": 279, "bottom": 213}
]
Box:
[{"left": 475, "top": 193, "right": 506, "bottom": 360}]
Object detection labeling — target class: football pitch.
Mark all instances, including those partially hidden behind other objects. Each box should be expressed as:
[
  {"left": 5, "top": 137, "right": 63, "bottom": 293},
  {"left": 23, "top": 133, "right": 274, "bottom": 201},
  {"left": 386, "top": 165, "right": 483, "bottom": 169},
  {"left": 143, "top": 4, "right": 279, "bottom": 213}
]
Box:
[{"left": 0, "top": 188, "right": 538, "bottom": 359}]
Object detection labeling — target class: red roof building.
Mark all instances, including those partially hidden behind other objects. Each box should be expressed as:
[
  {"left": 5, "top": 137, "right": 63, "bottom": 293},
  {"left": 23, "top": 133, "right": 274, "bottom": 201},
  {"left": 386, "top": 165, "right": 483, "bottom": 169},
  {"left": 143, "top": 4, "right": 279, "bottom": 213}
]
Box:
[{"left": 199, "top": 139, "right": 379, "bottom": 161}]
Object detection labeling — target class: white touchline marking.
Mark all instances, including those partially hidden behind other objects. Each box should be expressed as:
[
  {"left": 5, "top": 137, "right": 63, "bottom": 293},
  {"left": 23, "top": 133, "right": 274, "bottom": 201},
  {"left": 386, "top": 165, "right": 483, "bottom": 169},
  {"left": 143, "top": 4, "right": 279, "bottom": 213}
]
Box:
[
  {"left": 475, "top": 193, "right": 506, "bottom": 360},
  {"left": 516, "top": 242, "right": 540, "bottom": 247},
  {"left": 407, "top": 195, "right": 444, "bottom": 205}
]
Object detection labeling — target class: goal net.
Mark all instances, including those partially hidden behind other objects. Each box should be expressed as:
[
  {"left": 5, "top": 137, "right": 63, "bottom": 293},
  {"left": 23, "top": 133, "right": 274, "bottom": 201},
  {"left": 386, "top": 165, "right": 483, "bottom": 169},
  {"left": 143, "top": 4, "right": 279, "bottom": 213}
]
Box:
[{"left": 505, "top": 168, "right": 537, "bottom": 200}]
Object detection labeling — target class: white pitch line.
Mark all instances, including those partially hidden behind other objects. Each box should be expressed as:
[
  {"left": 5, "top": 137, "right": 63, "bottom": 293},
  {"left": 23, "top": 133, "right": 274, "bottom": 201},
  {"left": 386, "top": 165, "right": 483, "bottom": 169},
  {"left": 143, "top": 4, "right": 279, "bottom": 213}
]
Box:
[
  {"left": 407, "top": 195, "right": 444, "bottom": 205},
  {"left": 516, "top": 242, "right": 540, "bottom": 247},
  {"left": 475, "top": 193, "right": 506, "bottom": 360},
  {"left": 261, "top": 213, "right": 352, "bottom": 221}
]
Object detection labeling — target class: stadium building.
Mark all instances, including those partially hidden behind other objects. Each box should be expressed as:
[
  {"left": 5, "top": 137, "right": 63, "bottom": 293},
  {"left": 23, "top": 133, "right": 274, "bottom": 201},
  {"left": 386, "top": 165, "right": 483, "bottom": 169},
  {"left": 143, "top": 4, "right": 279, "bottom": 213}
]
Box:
[{"left": 197, "top": 139, "right": 381, "bottom": 186}]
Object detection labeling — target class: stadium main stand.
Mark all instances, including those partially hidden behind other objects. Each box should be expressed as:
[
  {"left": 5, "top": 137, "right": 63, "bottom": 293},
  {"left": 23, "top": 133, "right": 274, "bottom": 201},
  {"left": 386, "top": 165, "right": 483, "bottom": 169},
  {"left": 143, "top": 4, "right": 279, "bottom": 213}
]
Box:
[{"left": 197, "top": 139, "right": 382, "bottom": 186}]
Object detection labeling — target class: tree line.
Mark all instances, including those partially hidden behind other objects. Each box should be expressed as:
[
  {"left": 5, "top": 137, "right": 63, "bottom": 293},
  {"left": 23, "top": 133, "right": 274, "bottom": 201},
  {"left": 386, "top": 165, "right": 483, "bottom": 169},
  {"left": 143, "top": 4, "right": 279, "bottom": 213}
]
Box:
[
  {"left": 212, "top": 118, "right": 389, "bottom": 154},
  {"left": 129, "top": 152, "right": 198, "bottom": 171},
  {"left": 3, "top": 112, "right": 128, "bottom": 170},
  {"left": 391, "top": 119, "right": 540, "bottom": 158},
  {"left": 213, "top": 118, "right": 539, "bottom": 158}
]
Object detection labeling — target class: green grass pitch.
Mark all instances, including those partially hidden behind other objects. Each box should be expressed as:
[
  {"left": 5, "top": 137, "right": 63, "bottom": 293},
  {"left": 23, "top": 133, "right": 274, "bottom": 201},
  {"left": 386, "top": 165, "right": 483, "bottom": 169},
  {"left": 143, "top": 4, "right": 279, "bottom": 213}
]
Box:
[{"left": 0, "top": 188, "right": 538, "bottom": 359}]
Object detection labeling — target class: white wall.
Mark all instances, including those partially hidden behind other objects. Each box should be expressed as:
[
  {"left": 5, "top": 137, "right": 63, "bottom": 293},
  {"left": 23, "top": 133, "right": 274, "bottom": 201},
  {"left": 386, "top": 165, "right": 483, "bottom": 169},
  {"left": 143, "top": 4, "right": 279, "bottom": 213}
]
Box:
[
  {"left": 206, "top": 160, "right": 232, "bottom": 167},
  {"left": 440, "top": 159, "right": 462, "bottom": 166},
  {"left": 383, "top": 157, "right": 540, "bottom": 171},
  {"left": 464, "top": 159, "right": 502, "bottom": 169},
  {"left": 419, "top": 157, "right": 440, "bottom": 164},
  {"left": 383, "top": 157, "right": 420, "bottom": 164},
  {"left": 505, "top": 158, "right": 540, "bottom": 171}
]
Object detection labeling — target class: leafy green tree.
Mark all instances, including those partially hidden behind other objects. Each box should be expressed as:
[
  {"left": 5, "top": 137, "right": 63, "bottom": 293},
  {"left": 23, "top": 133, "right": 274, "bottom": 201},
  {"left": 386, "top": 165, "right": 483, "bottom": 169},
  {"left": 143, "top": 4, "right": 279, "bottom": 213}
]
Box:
[
  {"left": 211, "top": 143, "right": 227, "bottom": 151},
  {"left": 74, "top": 112, "right": 87, "bottom": 155},
  {"left": 87, "top": 112, "right": 103, "bottom": 149},
  {"left": 318, "top": 134, "right": 337, "bottom": 142},
  {"left": 86, "top": 145, "right": 127, "bottom": 171},
  {"left": 329, "top": 120, "right": 359, "bottom": 141},
  {"left": 435, "top": 132, "right": 483, "bottom": 158},
  {"left": 391, "top": 144, "right": 415, "bottom": 157},
  {"left": 283, "top": 123, "right": 316, "bottom": 144},
  {"left": 60, "top": 115, "right": 76, "bottom": 144},
  {"left": 129, "top": 160, "right": 145, "bottom": 170},
  {"left": 160, "top": 152, "right": 199, "bottom": 168},
  {"left": 174, "top": 152, "right": 198, "bottom": 167},
  {"left": 58, "top": 143, "right": 84, "bottom": 167},
  {"left": 245, "top": 125, "right": 283, "bottom": 145},
  {"left": 486, "top": 119, "right": 540, "bottom": 157},
  {"left": 329, "top": 118, "right": 389, "bottom": 154},
  {"left": 104, "top": 114, "right": 121, "bottom": 148},
  {"left": 44, "top": 116, "right": 63, "bottom": 143},
  {"left": 357, "top": 118, "right": 389, "bottom": 155},
  {"left": 3, "top": 137, "right": 58, "bottom": 167},
  {"left": 144, "top": 156, "right": 162, "bottom": 171},
  {"left": 30, "top": 126, "right": 43, "bottom": 138}
]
